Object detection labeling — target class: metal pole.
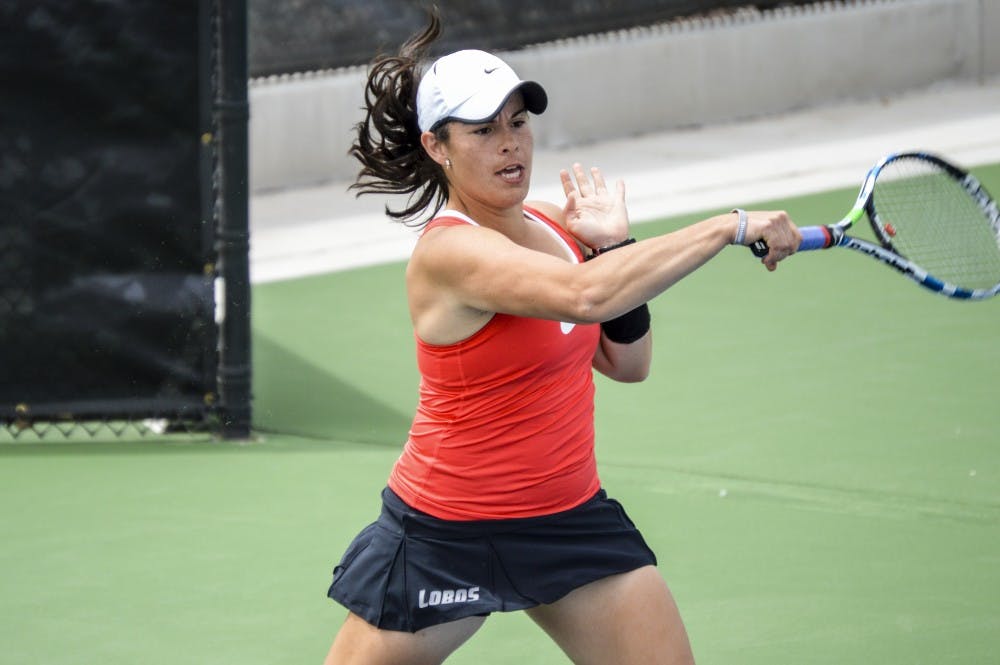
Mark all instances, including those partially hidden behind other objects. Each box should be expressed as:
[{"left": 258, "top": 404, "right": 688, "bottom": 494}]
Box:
[{"left": 215, "top": 0, "right": 252, "bottom": 438}]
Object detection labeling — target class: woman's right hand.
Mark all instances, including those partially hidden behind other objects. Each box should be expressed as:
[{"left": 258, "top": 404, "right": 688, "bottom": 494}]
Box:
[{"left": 741, "top": 210, "right": 802, "bottom": 271}]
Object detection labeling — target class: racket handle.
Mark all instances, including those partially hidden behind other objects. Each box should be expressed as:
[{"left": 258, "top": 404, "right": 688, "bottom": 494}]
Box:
[
  {"left": 798, "top": 225, "right": 835, "bottom": 251},
  {"left": 748, "top": 225, "right": 835, "bottom": 257}
]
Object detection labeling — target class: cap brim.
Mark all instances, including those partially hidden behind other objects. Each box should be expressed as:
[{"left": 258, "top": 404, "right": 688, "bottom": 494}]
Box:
[
  {"left": 441, "top": 81, "right": 549, "bottom": 130},
  {"left": 518, "top": 81, "right": 548, "bottom": 116}
]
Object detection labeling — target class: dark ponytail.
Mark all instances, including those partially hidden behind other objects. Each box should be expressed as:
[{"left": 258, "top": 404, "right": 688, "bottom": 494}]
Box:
[{"left": 348, "top": 12, "right": 450, "bottom": 226}]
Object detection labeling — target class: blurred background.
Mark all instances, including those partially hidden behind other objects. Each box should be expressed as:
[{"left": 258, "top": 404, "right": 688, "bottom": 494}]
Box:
[
  {"left": 247, "top": 0, "right": 1000, "bottom": 191},
  {"left": 249, "top": 0, "right": 823, "bottom": 75},
  {"left": 248, "top": 0, "right": 1000, "bottom": 282}
]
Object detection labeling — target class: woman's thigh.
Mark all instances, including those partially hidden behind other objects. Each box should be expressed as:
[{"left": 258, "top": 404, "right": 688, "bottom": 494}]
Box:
[
  {"left": 525, "top": 565, "right": 695, "bottom": 665},
  {"left": 324, "top": 611, "right": 486, "bottom": 665}
]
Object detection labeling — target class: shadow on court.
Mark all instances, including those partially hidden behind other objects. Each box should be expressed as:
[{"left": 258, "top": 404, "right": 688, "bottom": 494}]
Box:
[{"left": 253, "top": 333, "right": 412, "bottom": 446}]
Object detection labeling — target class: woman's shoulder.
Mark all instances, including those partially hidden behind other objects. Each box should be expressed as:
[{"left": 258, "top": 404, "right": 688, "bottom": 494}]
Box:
[
  {"left": 422, "top": 210, "right": 480, "bottom": 235},
  {"left": 523, "top": 200, "right": 566, "bottom": 227}
]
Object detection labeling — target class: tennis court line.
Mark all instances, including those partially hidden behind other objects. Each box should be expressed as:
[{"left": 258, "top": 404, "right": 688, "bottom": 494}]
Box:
[{"left": 610, "top": 461, "right": 1000, "bottom": 525}]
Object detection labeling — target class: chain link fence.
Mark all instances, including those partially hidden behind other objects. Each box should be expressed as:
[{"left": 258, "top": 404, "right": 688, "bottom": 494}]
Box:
[
  {"left": 249, "top": 0, "right": 827, "bottom": 77},
  {"left": 1, "top": 0, "right": 249, "bottom": 441}
]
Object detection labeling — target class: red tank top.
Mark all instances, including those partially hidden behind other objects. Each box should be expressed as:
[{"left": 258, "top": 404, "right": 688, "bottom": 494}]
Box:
[{"left": 388, "top": 206, "right": 602, "bottom": 520}]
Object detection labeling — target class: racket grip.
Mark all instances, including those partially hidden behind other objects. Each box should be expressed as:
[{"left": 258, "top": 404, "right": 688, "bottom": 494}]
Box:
[
  {"left": 797, "top": 225, "right": 835, "bottom": 251},
  {"left": 748, "top": 225, "right": 834, "bottom": 257}
]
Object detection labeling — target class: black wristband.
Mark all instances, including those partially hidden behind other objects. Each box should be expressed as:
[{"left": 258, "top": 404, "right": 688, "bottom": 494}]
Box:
[
  {"left": 585, "top": 237, "right": 635, "bottom": 261},
  {"left": 601, "top": 303, "right": 651, "bottom": 344}
]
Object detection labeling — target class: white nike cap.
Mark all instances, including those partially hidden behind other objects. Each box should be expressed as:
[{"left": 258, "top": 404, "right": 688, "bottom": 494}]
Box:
[{"left": 416, "top": 49, "right": 548, "bottom": 133}]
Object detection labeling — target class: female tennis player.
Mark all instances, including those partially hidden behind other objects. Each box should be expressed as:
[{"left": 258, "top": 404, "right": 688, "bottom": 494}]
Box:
[{"left": 324, "top": 14, "right": 800, "bottom": 665}]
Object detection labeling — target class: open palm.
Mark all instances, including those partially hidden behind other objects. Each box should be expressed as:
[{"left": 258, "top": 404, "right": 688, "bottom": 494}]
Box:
[{"left": 561, "top": 163, "right": 630, "bottom": 249}]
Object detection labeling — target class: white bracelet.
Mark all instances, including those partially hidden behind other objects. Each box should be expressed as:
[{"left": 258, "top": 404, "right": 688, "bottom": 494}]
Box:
[{"left": 731, "top": 208, "right": 748, "bottom": 246}]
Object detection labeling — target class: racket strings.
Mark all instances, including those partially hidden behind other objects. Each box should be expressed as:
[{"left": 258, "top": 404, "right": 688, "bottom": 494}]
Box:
[{"left": 872, "top": 159, "right": 1000, "bottom": 290}]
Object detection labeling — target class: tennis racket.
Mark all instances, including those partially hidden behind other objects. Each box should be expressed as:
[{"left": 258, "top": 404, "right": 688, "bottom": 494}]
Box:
[{"left": 750, "top": 151, "right": 1000, "bottom": 300}]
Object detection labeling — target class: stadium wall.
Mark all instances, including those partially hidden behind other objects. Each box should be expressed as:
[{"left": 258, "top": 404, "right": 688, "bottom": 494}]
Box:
[{"left": 249, "top": 0, "right": 1000, "bottom": 193}]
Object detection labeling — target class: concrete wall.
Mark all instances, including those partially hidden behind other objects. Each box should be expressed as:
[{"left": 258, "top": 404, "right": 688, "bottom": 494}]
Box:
[
  {"left": 984, "top": 0, "right": 1000, "bottom": 78},
  {"left": 249, "top": 0, "right": 999, "bottom": 193}
]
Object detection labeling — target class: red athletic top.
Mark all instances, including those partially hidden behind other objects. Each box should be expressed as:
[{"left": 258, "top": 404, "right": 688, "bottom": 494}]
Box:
[{"left": 388, "top": 206, "right": 602, "bottom": 520}]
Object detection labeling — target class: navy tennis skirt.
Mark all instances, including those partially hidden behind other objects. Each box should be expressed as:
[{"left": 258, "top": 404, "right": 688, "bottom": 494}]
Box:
[{"left": 327, "top": 486, "right": 657, "bottom": 632}]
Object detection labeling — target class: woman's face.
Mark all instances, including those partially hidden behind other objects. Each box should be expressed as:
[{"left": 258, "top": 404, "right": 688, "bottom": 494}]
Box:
[{"left": 437, "top": 92, "right": 535, "bottom": 210}]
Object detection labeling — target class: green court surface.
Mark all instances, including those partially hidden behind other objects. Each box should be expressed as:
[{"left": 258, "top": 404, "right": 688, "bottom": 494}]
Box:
[{"left": 2, "top": 165, "right": 999, "bottom": 664}]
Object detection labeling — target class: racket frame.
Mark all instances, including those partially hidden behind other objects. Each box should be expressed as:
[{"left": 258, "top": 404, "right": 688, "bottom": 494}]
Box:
[{"left": 767, "top": 151, "right": 1000, "bottom": 300}]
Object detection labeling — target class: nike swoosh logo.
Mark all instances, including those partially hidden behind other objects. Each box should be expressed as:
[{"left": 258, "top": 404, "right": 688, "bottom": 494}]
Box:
[
  {"left": 560, "top": 321, "right": 575, "bottom": 335},
  {"left": 484, "top": 67, "right": 498, "bottom": 74}
]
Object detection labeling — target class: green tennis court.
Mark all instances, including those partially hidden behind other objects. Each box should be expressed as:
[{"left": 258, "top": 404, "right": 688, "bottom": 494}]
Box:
[{"left": 3, "top": 165, "right": 998, "bottom": 664}]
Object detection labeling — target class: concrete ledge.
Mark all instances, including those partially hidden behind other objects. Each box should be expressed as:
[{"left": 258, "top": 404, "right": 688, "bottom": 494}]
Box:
[{"left": 249, "top": 0, "right": 998, "bottom": 193}]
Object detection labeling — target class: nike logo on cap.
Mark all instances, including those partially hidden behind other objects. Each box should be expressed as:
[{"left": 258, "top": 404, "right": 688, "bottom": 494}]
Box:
[{"left": 484, "top": 67, "right": 498, "bottom": 74}]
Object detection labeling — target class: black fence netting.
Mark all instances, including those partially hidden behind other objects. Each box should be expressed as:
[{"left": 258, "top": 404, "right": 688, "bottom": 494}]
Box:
[
  {"left": 0, "top": 2, "right": 221, "bottom": 437},
  {"left": 249, "top": 0, "right": 827, "bottom": 77}
]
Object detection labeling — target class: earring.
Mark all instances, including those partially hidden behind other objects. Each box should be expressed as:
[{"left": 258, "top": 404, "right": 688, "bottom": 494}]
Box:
[{"left": 444, "top": 158, "right": 452, "bottom": 169}]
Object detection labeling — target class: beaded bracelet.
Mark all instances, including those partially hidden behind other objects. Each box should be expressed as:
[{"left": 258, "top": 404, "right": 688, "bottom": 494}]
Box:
[{"left": 585, "top": 237, "right": 636, "bottom": 261}]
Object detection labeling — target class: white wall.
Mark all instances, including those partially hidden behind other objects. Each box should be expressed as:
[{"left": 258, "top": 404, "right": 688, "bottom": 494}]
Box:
[
  {"left": 984, "top": 0, "right": 1000, "bottom": 77},
  {"left": 249, "top": 0, "right": 999, "bottom": 192}
]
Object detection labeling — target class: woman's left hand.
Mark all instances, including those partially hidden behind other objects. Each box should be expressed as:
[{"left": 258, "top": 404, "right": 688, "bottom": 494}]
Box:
[{"left": 560, "top": 164, "right": 630, "bottom": 249}]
